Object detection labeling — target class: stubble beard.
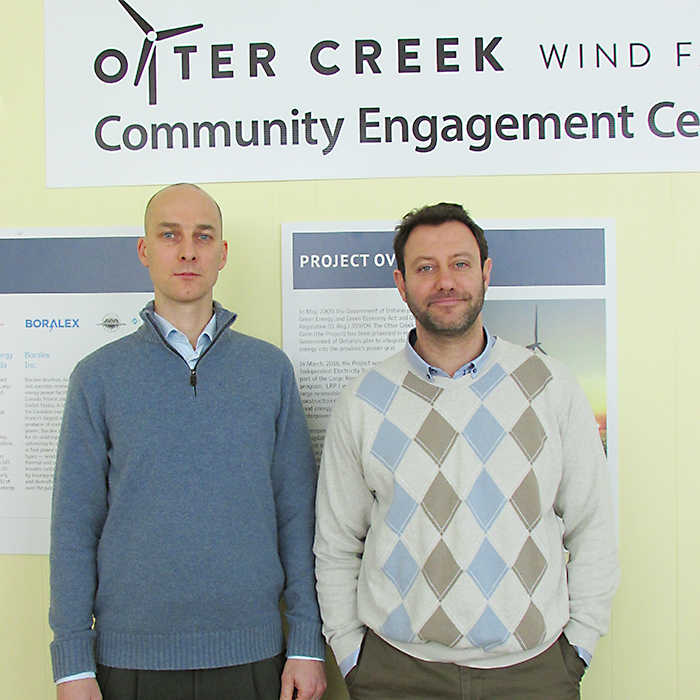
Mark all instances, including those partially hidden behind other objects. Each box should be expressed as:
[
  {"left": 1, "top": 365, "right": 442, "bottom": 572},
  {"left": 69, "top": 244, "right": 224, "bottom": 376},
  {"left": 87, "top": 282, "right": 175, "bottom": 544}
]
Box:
[{"left": 405, "top": 280, "right": 486, "bottom": 339}]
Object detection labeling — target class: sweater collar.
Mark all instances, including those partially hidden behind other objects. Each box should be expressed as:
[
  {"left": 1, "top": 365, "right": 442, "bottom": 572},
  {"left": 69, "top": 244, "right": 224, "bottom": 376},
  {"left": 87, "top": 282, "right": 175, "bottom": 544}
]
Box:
[{"left": 139, "top": 301, "right": 237, "bottom": 344}]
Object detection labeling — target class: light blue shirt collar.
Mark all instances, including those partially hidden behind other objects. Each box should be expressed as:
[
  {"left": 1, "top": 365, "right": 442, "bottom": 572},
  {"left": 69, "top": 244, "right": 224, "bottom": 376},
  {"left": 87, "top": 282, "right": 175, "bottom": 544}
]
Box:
[
  {"left": 404, "top": 327, "right": 496, "bottom": 381},
  {"left": 152, "top": 311, "right": 217, "bottom": 369}
]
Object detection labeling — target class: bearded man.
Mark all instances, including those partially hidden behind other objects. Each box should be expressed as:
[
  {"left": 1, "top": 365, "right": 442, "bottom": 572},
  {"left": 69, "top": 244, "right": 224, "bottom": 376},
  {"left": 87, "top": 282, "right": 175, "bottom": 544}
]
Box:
[{"left": 314, "top": 202, "right": 618, "bottom": 700}]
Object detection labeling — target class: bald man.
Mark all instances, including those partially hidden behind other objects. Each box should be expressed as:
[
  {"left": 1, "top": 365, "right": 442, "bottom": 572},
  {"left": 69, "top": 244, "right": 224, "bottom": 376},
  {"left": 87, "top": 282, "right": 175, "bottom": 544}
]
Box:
[{"left": 49, "top": 185, "right": 326, "bottom": 700}]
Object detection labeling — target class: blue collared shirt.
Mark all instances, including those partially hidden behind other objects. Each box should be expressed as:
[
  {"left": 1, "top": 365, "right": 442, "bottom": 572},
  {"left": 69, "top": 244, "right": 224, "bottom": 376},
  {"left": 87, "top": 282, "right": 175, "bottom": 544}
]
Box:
[
  {"left": 152, "top": 312, "right": 217, "bottom": 368},
  {"left": 404, "top": 326, "right": 496, "bottom": 381}
]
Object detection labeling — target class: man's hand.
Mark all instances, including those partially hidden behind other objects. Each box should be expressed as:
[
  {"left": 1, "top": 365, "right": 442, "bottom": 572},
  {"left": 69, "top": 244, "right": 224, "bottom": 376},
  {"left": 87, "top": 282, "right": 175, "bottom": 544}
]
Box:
[
  {"left": 279, "top": 658, "right": 326, "bottom": 700},
  {"left": 56, "top": 678, "right": 102, "bottom": 700}
]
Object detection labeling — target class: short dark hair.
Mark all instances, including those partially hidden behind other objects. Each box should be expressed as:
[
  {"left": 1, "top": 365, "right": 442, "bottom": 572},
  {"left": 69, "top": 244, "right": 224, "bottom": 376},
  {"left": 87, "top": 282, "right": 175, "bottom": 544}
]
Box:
[{"left": 393, "top": 202, "right": 488, "bottom": 275}]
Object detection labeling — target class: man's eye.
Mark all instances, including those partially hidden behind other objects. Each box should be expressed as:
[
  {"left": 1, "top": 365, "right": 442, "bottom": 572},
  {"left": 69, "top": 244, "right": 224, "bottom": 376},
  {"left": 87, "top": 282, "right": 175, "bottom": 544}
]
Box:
[
  {"left": 162, "top": 232, "right": 174, "bottom": 239},
  {"left": 455, "top": 261, "right": 468, "bottom": 268},
  {"left": 418, "top": 265, "right": 432, "bottom": 272}
]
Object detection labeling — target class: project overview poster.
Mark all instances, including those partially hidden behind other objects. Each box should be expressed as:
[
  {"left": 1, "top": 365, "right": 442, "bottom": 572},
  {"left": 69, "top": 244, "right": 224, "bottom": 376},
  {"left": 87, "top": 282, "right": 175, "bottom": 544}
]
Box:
[
  {"left": 281, "top": 219, "right": 618, "bottom": 513},
  {"left": 0, "top": 228, "right": 152, "bottom": 554}
]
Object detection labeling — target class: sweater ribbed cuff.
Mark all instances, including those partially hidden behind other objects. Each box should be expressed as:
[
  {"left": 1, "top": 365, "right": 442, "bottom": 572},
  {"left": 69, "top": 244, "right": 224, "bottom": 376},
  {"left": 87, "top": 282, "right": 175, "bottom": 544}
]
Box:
[
  {"left": 286, "top": 621, "right": 326, "bottom": 660},
  {"left": 50, "top": 636, "right": 96, "bottom": 682},
  {"left": 328, "top": 627, "right": 366, "bottom": 670},
  {"left": 563, "top": 619, "right": 600, "bottom": 660}
]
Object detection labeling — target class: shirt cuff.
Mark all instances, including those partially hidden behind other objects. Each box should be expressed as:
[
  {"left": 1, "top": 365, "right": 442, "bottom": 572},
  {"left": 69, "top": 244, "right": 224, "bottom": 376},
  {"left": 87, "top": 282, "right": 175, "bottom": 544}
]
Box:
[
  {"left": 339, "top": 647, "right": 361, "bottom": 677},
  {"left": 287, "top": 655, "right": 325, "bottom": 661},
  {"left": 573, "top": 646, "right": 592, "bottom": 667},
  {"left": 56, "top": 672, "right": 96, "bottom": 684}
]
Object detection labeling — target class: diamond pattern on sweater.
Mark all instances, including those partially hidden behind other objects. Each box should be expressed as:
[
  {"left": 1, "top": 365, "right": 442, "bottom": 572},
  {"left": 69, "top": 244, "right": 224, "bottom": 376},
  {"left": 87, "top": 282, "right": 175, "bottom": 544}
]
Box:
[
  {"left": 381, "top": 603, "right": 415, "bottom": 643},
  {"left": 383, "top": 539, "right": 420, "bottom": 598},
  {"left": 462, "top": 405, "right": 507, "bottom": 463},
  {"left": 386, "top": 482, "right": 419, "bottom": 535},
  {"left": 467, "top": 539, "right": 508, "bottom": 599},
  {"left": 466, "top": 470, "right": 507, "bottom": 532},
  {"left": 510, "top": 407, "right": 547, "bottom": 463},
  {"left": 422, "top": 539, "right": 462, "bottom": 600},
  {"left": 371, "top": 419, "right": 411, "bottom": 472},
  {"left": 470, "top": 364, "right": 507, "bottom": 400},
  {"left": 402, "top": 371, "right": 443, "bottom": 404},
  {"left": 360, "top": 348, "right": 561, "bottom": 657},
  {"left": 357, "top": 370, "right": 399, "bottom": 413},
  {"left": 513, "top": 537, "right": 548, "bottom": 595},
  {"left": 514, "top": 602, "right": 546, "bottom": 650},
  {"left": 510, "top": 469, "right": 543, "bottom": 531},
  {"left": 420, "top": 605, "right": 463, "bottom": 647},
  {"left": 415, "top": 409, "right": 459, "bottom": 466},
  {"left": 422, "top": 472, "right": 461, "bottom": 534},
  {"left": 511, "top": 355, "right": 553, "bottom": 402},
  {"left": 467, "top": 605, "right": 510, "bottom": 651}
]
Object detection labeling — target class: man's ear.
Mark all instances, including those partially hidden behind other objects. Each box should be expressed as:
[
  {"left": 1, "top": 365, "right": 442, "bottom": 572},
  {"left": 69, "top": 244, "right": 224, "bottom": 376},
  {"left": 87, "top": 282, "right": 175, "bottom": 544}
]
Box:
[
  {"left": 394, "top": 268, "right": 407, "bottom": 302},
  {"left": 219, "top": 240, "right": 228, "bottom": 270},
  {"left": 137, "top": 237, "right": 149, "bottom": 268},
  {"left": 482, "top": 257, "right": 492, "bottom": 291}
]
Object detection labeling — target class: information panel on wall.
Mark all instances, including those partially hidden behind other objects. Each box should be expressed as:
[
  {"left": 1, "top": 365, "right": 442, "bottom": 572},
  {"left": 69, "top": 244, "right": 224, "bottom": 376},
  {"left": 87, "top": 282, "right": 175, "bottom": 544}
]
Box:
[
  {"left": 281, "top": 220, "right": 618, "bottom": 513},
  {"left": 45, "top": 0, "right": 700, "bottom": 187},
  {"left": 0, "top": 228, "right": 152, "bottom": 554}
]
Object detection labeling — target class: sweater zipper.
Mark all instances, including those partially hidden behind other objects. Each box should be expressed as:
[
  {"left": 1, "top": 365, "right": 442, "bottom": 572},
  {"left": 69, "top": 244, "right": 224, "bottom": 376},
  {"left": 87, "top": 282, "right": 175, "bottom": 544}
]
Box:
[{"left": 146, "top": 311, "right": 236, "bottom": 396}]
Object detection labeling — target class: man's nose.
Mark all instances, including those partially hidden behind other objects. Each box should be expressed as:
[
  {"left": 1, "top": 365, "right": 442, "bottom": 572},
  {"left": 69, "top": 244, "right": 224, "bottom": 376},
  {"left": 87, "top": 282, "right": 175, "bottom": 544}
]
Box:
[
  {"left": 179, "top": 237, "right": 196, "bottom": 260},
  {"left": 436, "top": 267, "right": 455, "bottom": 290}
]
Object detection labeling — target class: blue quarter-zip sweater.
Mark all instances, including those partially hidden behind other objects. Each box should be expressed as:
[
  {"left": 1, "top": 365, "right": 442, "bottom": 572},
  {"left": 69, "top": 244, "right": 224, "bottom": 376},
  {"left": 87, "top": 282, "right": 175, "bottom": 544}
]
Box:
[{"left": 49, "top": 302, "right": 324, "bottom": 680}]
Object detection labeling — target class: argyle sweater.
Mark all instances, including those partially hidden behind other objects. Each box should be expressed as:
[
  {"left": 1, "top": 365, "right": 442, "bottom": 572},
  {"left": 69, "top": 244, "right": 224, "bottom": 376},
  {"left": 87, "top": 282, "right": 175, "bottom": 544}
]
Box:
[
  {"left": 49, "top": 303, "right": 324, "bottom": 681},
  {"left": 315, "top": 339, "right": 618, "bottom": 669}
]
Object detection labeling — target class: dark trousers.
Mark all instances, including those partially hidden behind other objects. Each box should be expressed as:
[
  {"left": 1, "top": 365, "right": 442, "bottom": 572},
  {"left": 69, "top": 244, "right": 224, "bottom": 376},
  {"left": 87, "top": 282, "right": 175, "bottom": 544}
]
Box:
[
  {"left": 96, "top": 655, "right": 285, "bottom": 700},
  {"left": 345, "top": 630, "right": 585, "bottom": 700}
]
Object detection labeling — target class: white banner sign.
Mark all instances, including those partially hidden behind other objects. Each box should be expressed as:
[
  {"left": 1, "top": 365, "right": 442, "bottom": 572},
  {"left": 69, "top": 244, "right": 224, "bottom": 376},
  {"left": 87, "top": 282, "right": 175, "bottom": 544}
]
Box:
[{"left": 45, "top": 0, "right": 700, "bottom": 187}]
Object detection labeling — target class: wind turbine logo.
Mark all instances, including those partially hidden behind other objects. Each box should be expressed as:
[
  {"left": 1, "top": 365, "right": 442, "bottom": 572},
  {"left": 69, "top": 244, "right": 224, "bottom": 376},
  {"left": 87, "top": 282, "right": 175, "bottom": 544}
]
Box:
[
  {"left": 117, "top": 0, "right": 203, "bottom": 106},
  {"left": 526, "top": 305, "right": 547, "bottom": 355}
]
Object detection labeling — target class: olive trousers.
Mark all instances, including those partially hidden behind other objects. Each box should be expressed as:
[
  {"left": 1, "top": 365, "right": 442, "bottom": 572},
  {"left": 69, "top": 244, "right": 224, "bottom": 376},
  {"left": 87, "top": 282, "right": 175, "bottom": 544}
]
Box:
[{"left": 345, "top": 630, "right": 585, "bottom": 700}]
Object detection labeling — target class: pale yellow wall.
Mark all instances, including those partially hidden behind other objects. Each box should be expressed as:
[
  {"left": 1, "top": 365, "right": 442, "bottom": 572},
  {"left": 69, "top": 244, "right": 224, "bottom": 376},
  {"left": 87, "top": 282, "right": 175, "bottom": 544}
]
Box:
[{"left": 2, "top": 3, "right": 700, "bottom": 699}]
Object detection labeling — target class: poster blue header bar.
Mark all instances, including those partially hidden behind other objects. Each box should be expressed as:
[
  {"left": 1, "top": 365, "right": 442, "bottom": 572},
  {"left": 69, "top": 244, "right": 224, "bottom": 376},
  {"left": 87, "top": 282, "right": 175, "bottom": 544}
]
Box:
[
  {"left": 0, "top": 238, "right": 153, "bottom": 294},
  {"left": 292, "top": 227, "right": 605, "bottom": 290},
  {"left": 293, "top": 231, "right": 396, "bottom": 289}
]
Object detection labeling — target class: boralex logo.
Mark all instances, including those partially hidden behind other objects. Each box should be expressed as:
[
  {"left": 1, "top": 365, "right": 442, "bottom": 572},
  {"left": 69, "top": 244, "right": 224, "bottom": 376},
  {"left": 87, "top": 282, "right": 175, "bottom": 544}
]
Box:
[{"left": 94, "top": 0, "right": 203, "bottom": 105}]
